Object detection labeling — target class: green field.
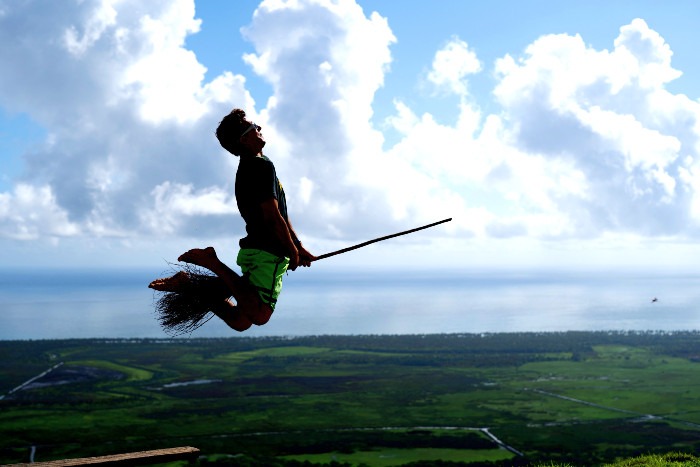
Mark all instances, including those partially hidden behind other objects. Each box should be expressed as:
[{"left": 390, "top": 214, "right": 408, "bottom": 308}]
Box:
[
  {"left": 1, "top": 332, "right": 700, "bottom": 466},
  {"left": 285, "top": 446, "right": 514, "bottom": 465}
]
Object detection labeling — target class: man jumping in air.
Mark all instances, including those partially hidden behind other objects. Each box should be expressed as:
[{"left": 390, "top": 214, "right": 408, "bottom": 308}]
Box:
[{"left": 149, "top": 108, "right": 316, "bottom": 332}]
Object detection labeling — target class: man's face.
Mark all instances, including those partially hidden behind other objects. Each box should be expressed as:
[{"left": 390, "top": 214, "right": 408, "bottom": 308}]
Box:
[{"left": 239, "top": 120, "right": 265, "bottom": 154}]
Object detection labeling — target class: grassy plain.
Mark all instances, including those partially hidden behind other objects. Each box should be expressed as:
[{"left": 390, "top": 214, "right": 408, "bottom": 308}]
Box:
[
  {"left": 285, "top": 447, "right": 514, "bottom": 465},
  {"left": 1, "top": 332, "right": 700, "bottom": 466}
]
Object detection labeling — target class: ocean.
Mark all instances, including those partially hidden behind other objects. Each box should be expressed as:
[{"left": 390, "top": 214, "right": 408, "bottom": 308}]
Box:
[{"left": 1, "top": 267, "right": 699, "bottom": 340}]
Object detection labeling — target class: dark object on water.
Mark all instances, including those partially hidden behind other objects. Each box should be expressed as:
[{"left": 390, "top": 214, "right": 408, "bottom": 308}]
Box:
[{"left": 153, "top": 264, "right": 228, "bottom": 336}]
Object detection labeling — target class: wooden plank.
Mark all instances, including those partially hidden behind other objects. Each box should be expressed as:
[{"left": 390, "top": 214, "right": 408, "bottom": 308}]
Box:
[{"left": 7, "top": 446, "right": 200, "bottom": 466}]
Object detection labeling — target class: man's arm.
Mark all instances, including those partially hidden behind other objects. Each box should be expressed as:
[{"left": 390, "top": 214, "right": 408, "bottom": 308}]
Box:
[
  {"left": 285, "top": 216, "right": 316, "bottom": 267},
  {"left": 260, "top": 198, "right": 299, "bottom": 268}
]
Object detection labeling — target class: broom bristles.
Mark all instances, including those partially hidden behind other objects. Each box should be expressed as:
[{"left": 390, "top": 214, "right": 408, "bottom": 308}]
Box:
[{"left": 152, "top": 264, "right": 229, "bottom": 336}]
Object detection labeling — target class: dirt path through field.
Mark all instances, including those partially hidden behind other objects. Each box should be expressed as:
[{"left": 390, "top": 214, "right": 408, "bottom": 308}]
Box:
[
  {"left": 528, "top": 388, "right": 700, "bottom": 429},
  {"left": 0, "top": 362, "right": 64, "bottom": 399}
]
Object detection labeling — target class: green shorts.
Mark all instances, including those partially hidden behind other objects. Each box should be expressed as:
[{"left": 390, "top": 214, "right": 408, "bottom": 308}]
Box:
[{"left": 236, "top": 248, "right": 289, "bottom": 310}]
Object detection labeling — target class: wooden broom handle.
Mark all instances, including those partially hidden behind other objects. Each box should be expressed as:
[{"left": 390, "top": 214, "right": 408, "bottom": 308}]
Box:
[{"left": 313, "top": 218, "right": 452, "bottom": 261}]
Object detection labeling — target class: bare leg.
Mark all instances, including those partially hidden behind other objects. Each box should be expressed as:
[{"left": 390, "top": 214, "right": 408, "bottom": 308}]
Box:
[
  {"left": 178, "top": 247, "right": 273, "bottom": 326},
  {"left": 211, "top": 299, "right": 253, "bottom": 332}
]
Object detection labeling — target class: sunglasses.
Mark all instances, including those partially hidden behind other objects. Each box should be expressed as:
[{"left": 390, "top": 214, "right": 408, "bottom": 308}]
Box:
[{"left": 240, "top": 122, "right": 261, "bottom": 138}]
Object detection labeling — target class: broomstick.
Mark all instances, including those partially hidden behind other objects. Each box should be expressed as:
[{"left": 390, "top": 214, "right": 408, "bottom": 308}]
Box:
[
  {"left": 313, "top": 217, "right": 452, "bottom": 261},
  {"left": 153, "top": 218, "right": 452, "bottom": 335}
]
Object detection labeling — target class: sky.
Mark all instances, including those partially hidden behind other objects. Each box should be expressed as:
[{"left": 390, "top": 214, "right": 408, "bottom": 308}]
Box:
[{"left": 2, "top": 0, "right": 700, "bottom": 273}]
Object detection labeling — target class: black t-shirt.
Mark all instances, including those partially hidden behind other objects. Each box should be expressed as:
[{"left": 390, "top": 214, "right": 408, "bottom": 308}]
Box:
[{"left": 235, "top": 155, "right": 289, "bottom": 257}]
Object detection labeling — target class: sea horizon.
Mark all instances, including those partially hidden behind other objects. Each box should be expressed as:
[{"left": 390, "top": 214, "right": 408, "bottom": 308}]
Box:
[{"left": 1, "top": 266, "right": 699, "bottom": 340}]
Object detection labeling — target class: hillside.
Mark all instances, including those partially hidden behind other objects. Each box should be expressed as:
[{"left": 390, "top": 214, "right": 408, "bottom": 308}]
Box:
[{"left": 1, "top": 332, "right": 700, "bottom": 466}]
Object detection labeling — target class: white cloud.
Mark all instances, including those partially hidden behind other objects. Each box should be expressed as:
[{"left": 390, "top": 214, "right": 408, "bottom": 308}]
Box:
[
  {"left": 427, "top": 37, "right": 481, "bottom": 97},
  {"left": 140, "top": 182, "right": 239, "bottom": 235},
  {"left": 491, "top": 18, "right": 700, "bottom": 236},
  {"left": 0, "top": 184, "right": 79, "bottom": 240},
  {"left": 240, "top": 0, "right": 402, "bottom": 238},
  {"left": 0, "top": 0, "right": 253, "bottom": 243},
  {"left": 118, "top": 1, "right": 215, "bottom": 124},
  {"left": 63, "top": 0, "right": 119, "bottom": 56},
  {"left": 615, "top": 18, "right": 681, "bottom": 89},
  {"left": 1, "top": 0, "right": 700, "bottom": 270}
]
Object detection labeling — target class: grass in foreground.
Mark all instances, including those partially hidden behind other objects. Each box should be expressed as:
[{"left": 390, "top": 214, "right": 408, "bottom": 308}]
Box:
[
  {"left": 604, "top": 452, "right": 700, "bottom": 466},
  {"left": 540, "top": 452, "right": 700, "bottom": 467}
]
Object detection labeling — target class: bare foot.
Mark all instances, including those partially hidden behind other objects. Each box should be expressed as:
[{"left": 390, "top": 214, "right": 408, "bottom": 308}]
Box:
[
  {"left": 148, "top": 271, "right": 191, "bottom": 291},
  {"left": 178, "top": 247, "right": 220, "bottom": 271}
]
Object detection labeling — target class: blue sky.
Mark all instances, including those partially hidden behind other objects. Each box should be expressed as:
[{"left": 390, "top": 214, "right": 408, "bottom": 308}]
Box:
[{"left": 2, "top": 0, "right": 700, "bottom": 272}]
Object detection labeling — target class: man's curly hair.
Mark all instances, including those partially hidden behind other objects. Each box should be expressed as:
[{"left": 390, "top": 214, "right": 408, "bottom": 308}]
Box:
[{"left": 216, "top": 108, "right": 249, "bottom": 156}]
